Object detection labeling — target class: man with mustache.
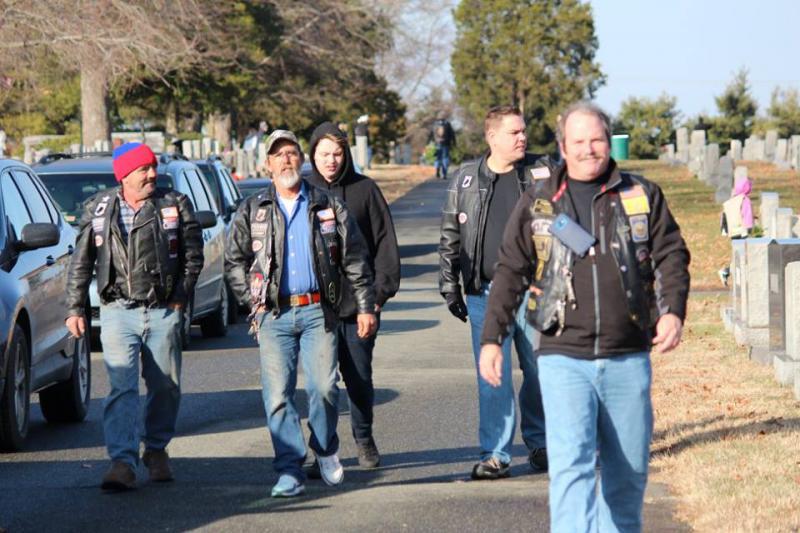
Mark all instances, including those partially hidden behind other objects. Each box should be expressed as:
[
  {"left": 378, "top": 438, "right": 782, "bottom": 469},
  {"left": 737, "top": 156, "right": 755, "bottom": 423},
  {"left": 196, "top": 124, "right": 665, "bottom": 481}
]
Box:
[
  {"left": 438, "top": 105, "right": 547, "bottom": 480},
  {"left": 305, "top": 122, "right": 400, "bottom": 469},
  {"left": 226, "top": 130, "right": 377, "bottom": 498},
  {"left": 65, "top": 142, "right": 204, "bottom": 491},
  {"left": 479, "top": 101, "right": 690, "bottom": 531}
]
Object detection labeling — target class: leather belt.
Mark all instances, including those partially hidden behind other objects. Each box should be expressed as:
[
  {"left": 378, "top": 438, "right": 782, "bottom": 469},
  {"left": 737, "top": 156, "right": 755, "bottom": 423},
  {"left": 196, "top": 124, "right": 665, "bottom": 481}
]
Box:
[{"left": 278, "top": 292, "right": 321, "bottom": 307}]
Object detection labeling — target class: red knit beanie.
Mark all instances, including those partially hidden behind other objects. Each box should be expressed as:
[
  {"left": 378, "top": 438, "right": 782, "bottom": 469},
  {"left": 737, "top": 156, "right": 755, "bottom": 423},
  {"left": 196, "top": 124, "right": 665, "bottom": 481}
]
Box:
[{"left": 112, "top": 142, "right": 157, "bottom": 182}]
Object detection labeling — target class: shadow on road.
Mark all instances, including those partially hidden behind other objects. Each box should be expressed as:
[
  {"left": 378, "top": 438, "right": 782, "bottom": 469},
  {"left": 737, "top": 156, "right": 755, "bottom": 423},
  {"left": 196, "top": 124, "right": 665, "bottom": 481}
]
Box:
[
  {"left": 21, "top": 388, "right": 401, "bottom": 453},
  {"left": 400, "top": 263, "right": 438, "bottom": 279},
  {"left": 379, "top": 319, "right": 439, "bottom": 335},
  {"left": 399, "top": 243, "right": 438, "bottom": 259}
]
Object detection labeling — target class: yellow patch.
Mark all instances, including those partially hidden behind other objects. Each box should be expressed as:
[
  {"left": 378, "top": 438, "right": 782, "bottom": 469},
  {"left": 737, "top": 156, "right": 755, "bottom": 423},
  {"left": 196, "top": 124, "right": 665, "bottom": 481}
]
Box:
[{"left": 620, "top": 185, "right": 650, "bottom": 215}]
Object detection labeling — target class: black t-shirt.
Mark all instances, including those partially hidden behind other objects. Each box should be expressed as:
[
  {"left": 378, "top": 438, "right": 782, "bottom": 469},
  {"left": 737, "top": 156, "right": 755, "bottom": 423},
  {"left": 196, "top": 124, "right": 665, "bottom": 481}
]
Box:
[
  {"left": 481, "top": 168, "right": 521, "bottom": 281},
  {"left": 565, "top": 174, "right": 609, "bottom": 235}
]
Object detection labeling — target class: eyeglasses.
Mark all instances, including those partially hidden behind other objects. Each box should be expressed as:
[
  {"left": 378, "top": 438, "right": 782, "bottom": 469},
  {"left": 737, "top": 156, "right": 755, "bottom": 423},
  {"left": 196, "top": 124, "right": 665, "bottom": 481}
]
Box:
[{"left": 270, "top": 149, "right": 301, "bottom": 160}]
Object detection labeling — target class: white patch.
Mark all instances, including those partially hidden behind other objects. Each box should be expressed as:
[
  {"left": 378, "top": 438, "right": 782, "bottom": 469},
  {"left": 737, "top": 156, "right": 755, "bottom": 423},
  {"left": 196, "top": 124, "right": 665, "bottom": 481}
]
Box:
[
  {"left": 160, "top": 206, "right": 178, "bottom": 218},
  {"left": 252, "top": 240, "right": 264, "bottom": 252},
  {"left": 462, "top": 175, "right": 473, "bottom": 188},
  {"left": 458, "top": 212, "right": 468, "bottom": 224},
  {"left": 255, "top": 208, "right": 268, "bottom": 222},
  {"left": 531, "top": 167, "right": 551, "bottom": 180},
  {"left": 91, "top": 217, "right": 105, "bottom": 233},
  {"left": 94, "top": 235, "right": 104, "bottom": 247},
  {"left": 94, "top": 202, "right": 107, "bottom": 217},
  {"left": 162, "top": 217, "right": 179, "bottom": 230},
  {"left": 316, "top": 208, "right": 335, "bottom": 221},
  {"left": 321, "top": 220, "right": 336, "bottom": 234},
  {"left": 531, "top": 218, "right": 552, "bottom": 236}
]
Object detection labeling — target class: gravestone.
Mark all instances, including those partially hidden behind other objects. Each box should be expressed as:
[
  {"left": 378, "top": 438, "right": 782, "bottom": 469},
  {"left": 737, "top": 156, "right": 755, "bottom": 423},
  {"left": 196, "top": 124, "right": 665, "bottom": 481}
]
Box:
[
  {"left": 782, "top": 262, "right": 800, "bottom": 391},
  {"left": 676, "top": 127, "right": 689, "bottom": 163},
  {"left": 790, "top": 135, "right": 800, "bottom": 169},
  {"left": 688, "top": 130, "right": 706, "bottom": 174},
  {"left": 775, "top": 138, "right": 789, "bottom": 162},
  {"left": 765, "top": 130, "right": 779, "bottom": 160},
  {"left": 730, "top": 139, "right": 743, "bottom": 160},
  {"left": 702, "top": 143, "right": 720, "bottom": 185},
  {"left": 760, "top": 192, "right": 780, "bottom": 238},
  {"left": 202, "top": 138, "right": 212, "bottom": 158},
  {"left": 775, "top": 208, "right": 795, "bottom": 239},
  {"left": 726, "top": 239, "right": 747, "bottom": 334},
  {"left": 715, "top": 155, "right": 734, "bottom": 203},
  {"left": 768, "top": 243, "right": 800, "bottom": 384},
  {"left": 741, "top": 238, "right": 772, "bottom": 361}
]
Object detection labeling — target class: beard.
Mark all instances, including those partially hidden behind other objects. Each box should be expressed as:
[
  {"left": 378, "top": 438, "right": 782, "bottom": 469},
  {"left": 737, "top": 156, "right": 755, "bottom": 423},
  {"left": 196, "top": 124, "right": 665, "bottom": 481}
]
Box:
[{"left": 276, "top": 168, "right": 301, "bottom": 189}]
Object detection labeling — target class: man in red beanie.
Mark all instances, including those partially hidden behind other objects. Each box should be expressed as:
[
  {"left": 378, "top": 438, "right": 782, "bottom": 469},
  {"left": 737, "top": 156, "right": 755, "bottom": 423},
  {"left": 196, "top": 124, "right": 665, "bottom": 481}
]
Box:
[{"left": 65, "top": 142, "right": 204, "bottom": 491}]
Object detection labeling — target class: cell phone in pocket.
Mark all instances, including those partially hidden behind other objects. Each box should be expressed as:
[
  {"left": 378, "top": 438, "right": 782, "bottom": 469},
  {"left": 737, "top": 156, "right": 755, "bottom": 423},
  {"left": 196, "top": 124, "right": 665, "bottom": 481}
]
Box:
[{"left": 550, "top": 213, "right": 596, "bottom": 257}]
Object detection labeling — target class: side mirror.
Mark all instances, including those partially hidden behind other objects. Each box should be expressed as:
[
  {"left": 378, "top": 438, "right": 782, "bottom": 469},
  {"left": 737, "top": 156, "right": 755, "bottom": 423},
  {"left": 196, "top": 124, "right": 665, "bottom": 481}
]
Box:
[
  {"left": 195, "top": 210, "right": 217, "bottom": 229},
  {"left": 16, "top": 223, "right": 60, "bottom": 251}
]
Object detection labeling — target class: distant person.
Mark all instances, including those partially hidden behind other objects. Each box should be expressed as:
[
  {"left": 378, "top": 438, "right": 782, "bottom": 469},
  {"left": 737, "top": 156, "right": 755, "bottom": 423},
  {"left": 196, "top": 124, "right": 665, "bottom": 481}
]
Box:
[
  {"left": 719, "top": 175, "right": 754, "bottom": 284},
  {"left": 479, "top": 101, "right": 690, "bottom": 532},
  {"left": 306, "top": 121, "right": 400, "bottom": 470},
  {"left": 431, "top": 112, "right": 456, "bottom": 179},
  {"left": 438, "top": 105, "right": 547, "bottom": 480},
  {"left": 225, "top": 130, "right": 377, "bottom": 498},
  {"left": 65, "top": 142, "right": 204, "bottom": 491},
  {"left": 231, "top": 166, "right": 244, "bottom": 181},
  {"left": 354, "top": 114, "right": 370, "bottom": 169}
]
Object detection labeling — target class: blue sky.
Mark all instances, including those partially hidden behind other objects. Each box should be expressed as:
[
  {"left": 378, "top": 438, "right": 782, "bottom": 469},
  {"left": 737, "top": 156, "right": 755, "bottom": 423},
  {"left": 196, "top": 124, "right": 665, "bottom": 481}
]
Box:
[{"left": 590, "top": 0, "right": 800, "bottom": 120}]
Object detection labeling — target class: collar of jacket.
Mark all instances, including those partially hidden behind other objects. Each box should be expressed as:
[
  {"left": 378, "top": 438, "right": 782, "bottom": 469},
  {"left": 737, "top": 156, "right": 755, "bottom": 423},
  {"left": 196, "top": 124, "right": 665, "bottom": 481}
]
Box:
[
  {"left": 253, "top": 179, "right": 331, "bottom": 211},
  {"left": 478, "top": 151, "right": 539, "bottom": 186},
  {"left": 550, "top": 158, "right": 625, "bottom": 195}
]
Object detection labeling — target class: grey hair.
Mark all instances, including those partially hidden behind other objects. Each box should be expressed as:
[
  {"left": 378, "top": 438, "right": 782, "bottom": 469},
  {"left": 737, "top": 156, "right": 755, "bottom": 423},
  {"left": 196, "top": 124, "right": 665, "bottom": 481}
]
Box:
[{"left": 556, "top": 101, "right": 612, "bottom": 145}]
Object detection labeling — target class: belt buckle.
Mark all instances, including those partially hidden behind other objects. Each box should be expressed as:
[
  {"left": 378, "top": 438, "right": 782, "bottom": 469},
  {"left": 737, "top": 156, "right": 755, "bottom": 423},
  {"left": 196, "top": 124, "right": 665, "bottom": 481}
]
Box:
[{"left": 290, "top": 294, "right": 301, "bottom": 306}]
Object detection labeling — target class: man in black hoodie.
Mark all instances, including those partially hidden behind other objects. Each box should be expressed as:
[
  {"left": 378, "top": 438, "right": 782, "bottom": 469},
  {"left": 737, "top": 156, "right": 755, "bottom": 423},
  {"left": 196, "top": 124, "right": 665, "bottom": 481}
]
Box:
[{"left": 306, "top": 121, "right": 401, "bottom": 468}]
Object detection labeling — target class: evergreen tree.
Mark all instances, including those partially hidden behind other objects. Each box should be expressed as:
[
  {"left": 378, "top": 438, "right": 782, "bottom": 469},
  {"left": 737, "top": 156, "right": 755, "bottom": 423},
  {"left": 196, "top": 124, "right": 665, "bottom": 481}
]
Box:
[
  {"left": 451, "top": 0, "right": 605, "bottom": 152},
  {"left": 614, "top": 94, "right": 680, "bottom": 159},
  {"left": 709, "top": 68, "right": 757, "bottom": 144}
]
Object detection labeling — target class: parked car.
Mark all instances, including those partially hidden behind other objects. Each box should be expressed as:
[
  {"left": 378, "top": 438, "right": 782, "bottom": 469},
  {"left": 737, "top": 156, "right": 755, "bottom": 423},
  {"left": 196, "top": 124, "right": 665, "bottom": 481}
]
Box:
[
  {"left": 34, "top": 153, "right": 228, "bottom": 348},
  {"left": 193, "top": 157, "right": 242, "bottom": 227},
  {"left": 0, "top": 159, "right": 90, "bottom": 451},
  {"left": 236, "top": 178, "right": 272, "bottom": 199}
]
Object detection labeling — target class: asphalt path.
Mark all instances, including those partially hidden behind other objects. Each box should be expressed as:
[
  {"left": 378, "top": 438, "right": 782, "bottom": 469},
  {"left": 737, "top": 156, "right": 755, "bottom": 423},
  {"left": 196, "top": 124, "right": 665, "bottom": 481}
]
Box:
[{"left": 0, "top": 176, "right": 685, "bottom": 532}]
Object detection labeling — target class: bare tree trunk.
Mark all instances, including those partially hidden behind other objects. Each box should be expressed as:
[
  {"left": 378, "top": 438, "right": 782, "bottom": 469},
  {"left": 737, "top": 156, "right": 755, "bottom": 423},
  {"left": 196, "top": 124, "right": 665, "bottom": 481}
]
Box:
[
  {"left": 80, "top": 62, "right": 111, "bottom": 147},
  {"left": 165, "top": 98, "right": 178, "bottom": 137},
  {"left": 209, "top": 111, "right": 232, "bottom": 149}
]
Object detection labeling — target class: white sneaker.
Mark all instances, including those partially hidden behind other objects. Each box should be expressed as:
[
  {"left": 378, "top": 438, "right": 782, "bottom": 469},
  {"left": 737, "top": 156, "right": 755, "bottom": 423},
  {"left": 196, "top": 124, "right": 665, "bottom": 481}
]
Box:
[{"left": 317, "top": 453, "right": 344, "bottom": 486}]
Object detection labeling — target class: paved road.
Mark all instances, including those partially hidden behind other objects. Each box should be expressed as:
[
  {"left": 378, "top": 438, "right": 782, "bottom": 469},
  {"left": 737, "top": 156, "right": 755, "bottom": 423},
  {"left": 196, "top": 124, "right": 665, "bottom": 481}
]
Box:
[{"left": 0, "top": 177, "right": 685, "bottom": 532}]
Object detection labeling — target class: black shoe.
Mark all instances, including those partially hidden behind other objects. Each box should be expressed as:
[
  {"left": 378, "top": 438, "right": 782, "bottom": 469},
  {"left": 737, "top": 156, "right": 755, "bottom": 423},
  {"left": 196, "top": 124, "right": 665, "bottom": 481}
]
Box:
[
  {"left": 528, "top": 447, "right": 548, "bottom": 472},
  {"left": 356, "top": 437, "right": 380, "bottom": 468},
  {"left": 304, "top": 459, "right": 321, "bottom": 480},
  {"left": 470, "top": 457, "right": 510, "bottom": 480}
]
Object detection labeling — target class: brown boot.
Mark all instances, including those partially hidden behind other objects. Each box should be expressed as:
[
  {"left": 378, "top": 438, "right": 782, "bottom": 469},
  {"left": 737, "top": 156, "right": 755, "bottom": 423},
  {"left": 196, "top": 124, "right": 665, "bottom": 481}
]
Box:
[
  {"left": 142, "top": 448, "right": 174, "bottom": 482},
  {"left": 101, "top": 461, "right": 136, "bottom": 492}
]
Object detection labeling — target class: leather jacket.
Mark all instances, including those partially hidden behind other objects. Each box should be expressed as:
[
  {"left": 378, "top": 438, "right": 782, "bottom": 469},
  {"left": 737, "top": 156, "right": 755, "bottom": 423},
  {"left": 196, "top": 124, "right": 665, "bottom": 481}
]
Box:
[
  {"left": 438, "top": 152, "right": 546, "bottom": 296},
  {"left": 66, "top": 187, "right": 204, "bottom": 316},
  {"left": 224, "top": 180, "right": 375, "bottom": 332},
  {"left": 480, "top": 159, "right": 691, "bottom": 353}
]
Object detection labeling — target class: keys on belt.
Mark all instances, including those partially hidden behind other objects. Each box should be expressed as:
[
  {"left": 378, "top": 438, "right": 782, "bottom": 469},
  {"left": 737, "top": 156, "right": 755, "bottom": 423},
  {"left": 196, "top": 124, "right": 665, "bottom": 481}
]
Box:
[{"left": 278, "top": 292, "right": 321, "bottom": 307}]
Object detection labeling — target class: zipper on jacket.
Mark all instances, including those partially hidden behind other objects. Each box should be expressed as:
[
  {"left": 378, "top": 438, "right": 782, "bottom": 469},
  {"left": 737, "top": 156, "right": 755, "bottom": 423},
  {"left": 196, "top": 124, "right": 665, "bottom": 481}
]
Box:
[{"left": 590, "top": 192, "right": 602, "bottom": 356}]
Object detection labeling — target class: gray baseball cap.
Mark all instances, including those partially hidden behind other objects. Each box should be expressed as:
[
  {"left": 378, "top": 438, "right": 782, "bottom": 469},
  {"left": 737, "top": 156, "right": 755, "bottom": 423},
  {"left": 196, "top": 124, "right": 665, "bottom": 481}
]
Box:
[{"left": 265, "top": 129, "right": 301, "bottom": 155}]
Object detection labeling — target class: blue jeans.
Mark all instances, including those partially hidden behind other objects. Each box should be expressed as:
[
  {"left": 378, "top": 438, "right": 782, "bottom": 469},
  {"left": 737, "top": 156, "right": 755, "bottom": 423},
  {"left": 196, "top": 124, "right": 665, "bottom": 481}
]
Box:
[
  {"left": 435, "top": 144, "right": 450, "bottom": 177},
  {"left": 466, "top": 284, "right": 545, "bottom": 464},
  {"left": 258, "top": 304, "right": 339, "bottom": 480},
  {"left": 538, "top": 352, "right": 653, "bottom": 533},
  {"left": 99, "top": 302, "right": 183, "bottom": 466}
]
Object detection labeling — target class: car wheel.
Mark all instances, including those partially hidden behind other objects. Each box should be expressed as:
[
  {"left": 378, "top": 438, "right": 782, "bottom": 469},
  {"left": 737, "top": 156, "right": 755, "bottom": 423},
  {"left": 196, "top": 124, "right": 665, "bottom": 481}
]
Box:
[
  {"left": 226, "top": 282, "right": 238, "bottom": 325},
  {"left": 39, "top": 324, "right": 91, "bottom": 423},
  {"left": 201, "top": 283, "right": 229, "bottom": 338},
  {"left": 181, "top": 299, "right": 194, "bottom": 350},
  {"left": 0, "top": 325, "right": 30, "bottom": 452}
]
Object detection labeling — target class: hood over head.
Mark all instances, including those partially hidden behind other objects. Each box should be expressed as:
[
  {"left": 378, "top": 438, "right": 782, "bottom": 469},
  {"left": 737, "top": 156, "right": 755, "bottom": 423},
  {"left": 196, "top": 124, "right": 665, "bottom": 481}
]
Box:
[
  {"left": 309, "top": 121, "right": 356, "bottom": 186},
  {"left": 733, "top": 176, "right": 752, "bottom": 196}
]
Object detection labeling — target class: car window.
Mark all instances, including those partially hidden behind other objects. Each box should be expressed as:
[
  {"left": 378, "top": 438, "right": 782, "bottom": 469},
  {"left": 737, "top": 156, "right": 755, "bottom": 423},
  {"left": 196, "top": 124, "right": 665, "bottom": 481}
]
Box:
[
  {"left": 11, "top": 170, "right": 52, "bottom": 223},
  {"left": 27, "top": 171, "right": 61, "bottom": 223},
  {"left": 219, "top": 166, "right": 241, "bottom": 204},
  {"left": 183, "top": 169, "right": 211, "bottom": 212},
  {"left": 1, "top": 172, "right": 32, "bottom": 234},
  {"left": 36, "top": 172, "right": 118, "bottom": 224},
  {"left": 198, "top": 164, "right": 223, "bottom": 211}
]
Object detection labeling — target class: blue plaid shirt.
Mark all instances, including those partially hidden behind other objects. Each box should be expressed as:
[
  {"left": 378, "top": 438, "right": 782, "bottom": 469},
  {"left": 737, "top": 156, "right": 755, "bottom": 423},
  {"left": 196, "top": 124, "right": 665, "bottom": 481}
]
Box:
[{"left": 117, "top": 191, "right": 137, "bottom": 244}]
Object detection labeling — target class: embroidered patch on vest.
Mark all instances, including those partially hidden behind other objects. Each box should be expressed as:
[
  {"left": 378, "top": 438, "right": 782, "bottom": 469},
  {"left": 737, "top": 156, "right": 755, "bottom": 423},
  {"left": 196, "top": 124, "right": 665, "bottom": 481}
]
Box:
[
  {"left": 531, "top": 167, "right": 550, "bottom": 180},
  {"left": 629, "top": 214, "right": 649, "bottom": 243},
  {"left": 462, "top": 175, "right": 473, "bottom": 188},
  {"left": 255, "top": 208, "right": 268, "bottom": 222}
]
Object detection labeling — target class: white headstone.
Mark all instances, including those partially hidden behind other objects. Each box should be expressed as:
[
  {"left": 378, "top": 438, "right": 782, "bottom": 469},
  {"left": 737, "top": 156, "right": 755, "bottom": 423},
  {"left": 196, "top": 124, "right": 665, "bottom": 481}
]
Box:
[
  {"left": 676, "top": 127, "right": 690, "bottom": 163},
  {"left": 730, "top": 139, "right": 743, "bottom": 160},
  {"left": 715, "top": 155, "right": 734, "bottom": 203},
  {"left": 703, "top": 143, "right": 720, "bottom": 185},
  {"left": 765, "top": 129, "right": 779, "bottom": 159},
  {"left": 761, "top": 192, "right": 781, "bottom": 238},
  {"left": 775, "top": 138, "right": 789, "bottom": 162},
  {"left": 775, "top": 208, "right": 795, "bottom": 239},
  {"left": 782, "top": 262, "right": 800, "bottom": 395},
  {"left": 734, "top": 165, "right": 749, "bottom": 183}
]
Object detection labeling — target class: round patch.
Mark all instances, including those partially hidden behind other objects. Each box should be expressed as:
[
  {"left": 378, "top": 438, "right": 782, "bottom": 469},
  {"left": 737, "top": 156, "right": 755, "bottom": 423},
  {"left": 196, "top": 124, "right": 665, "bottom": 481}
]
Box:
[
  {"left": 94, "top": 235, "right": 104, "bottom": 247},
  {"left": 458, "top": 212, "right": 468, "bottom": 224},
  {"left": 251, "top": 240, "right": 263, "bottom": 252}
]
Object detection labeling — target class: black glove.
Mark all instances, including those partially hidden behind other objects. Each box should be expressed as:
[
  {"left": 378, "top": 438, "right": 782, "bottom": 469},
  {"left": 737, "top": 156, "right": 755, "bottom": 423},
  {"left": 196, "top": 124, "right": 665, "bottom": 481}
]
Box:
[{"left": 444, "top": 292, "right": 468, "bottom": 322}]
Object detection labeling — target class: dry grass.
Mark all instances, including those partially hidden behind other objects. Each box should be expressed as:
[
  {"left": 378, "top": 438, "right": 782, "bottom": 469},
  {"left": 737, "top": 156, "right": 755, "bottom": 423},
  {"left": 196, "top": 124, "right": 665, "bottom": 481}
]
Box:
[
  {"left": 617, "top": 160, "right": 800, "bottom": 290},
  {"left": 649, "top": 293, "right": 800, "bottom": 532},
  {"left": 367, "top": 164, "right": 435, "bottom": 204}
]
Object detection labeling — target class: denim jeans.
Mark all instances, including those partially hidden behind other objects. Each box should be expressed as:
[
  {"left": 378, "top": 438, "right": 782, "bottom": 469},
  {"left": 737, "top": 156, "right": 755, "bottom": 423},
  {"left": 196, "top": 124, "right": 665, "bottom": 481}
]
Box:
[
  {"left": 435, "top": 144, "right": 450, "bottom": 177},
  {"left": 466, "top": 284, "right": 545, "bottom": 464},
  {"left": 537, "top": 352, "right": 653, "bottom": 533},
  {"left": 99, "top": 301, "right": 183, "bottom": 466},
  {"left": 258, "top": 303, "right": 339, "bottom": 480},
  {"left": 337, "top": 313, "right": 381, "bottom": 442}
]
